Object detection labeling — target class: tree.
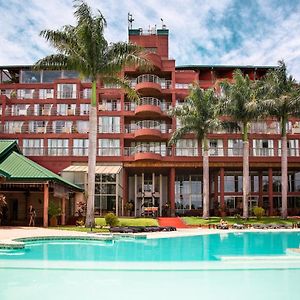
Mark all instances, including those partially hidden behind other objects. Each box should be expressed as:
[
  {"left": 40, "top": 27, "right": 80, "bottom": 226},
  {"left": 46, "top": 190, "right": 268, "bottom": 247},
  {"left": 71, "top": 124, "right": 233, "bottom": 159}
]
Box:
[
  {"left": 35, "top": 0, "right": 150, "bottom": 227},
  {"left": 260, "top": 61, "right": 300, "bottom": 218},
  {"left": 169, "top": 84, "right": 221, "bottom": 218},
  {"left": 220, "top": 70, "right": 262, "bottom": 219}
]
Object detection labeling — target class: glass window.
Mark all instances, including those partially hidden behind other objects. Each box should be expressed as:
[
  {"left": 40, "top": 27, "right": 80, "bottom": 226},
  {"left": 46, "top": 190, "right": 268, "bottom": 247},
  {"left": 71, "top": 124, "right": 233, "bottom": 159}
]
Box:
[
  {"left": 228, "top": 139, "right": 243, "bottom": 156},
  {"left": 76, "top": 121, "right": 89, "bottom": 133},
  {"left": 80, "top": 104, "right": 90, "bottom": 115},
  {"left": 20, "top": 70, "right": 41, "bottom": 83},
  {"left": 99, "top": 117, "right": 120, "bottom": 133},
  {"left": 57, "top": 84, "right": 77, "bottom": 99},
  {"left": 253, "top": 140, "right": 274, "bottom": 156},
  {"left": 22, "top": 139, "right": 44, "bottom": 156},
  {"left": 29, "top": 121, "right": 47, "bottom": 133},
  {"left": 48, "top": 139, "right": 69, "bottom": 155},
  {"left": 43, "top": 71, "right": 62, "bottom": 83},
  {"left": 176, "top": 139, "right": 198, "bottom": 156},
  {"left": 101, "top": 99, "right": 121, "bottom": 111},
  {"left": 209, "top": 139, "right": 223, "bottom": 156},
  {"left": 98, "top": 139, "right": 120, "bottom": 156},
  {"left": 73, "top": 139, "right": 89, "bottom": 156}
]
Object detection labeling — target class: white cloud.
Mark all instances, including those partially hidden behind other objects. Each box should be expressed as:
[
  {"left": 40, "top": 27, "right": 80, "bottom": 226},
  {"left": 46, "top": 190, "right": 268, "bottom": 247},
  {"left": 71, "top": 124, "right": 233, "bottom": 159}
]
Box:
[{"left": 0, "top": 0, "right": 300, "bottom": 80}]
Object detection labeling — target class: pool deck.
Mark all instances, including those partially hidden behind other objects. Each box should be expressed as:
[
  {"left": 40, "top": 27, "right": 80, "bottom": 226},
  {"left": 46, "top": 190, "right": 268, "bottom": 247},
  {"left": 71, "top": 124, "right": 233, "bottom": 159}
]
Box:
[{"left": 1, "top": 226, "right": 300, "bottom": 248}]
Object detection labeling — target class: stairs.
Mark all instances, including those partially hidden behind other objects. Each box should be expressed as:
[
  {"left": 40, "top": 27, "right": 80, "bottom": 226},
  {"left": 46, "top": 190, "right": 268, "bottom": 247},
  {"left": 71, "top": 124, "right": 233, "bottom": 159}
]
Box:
[{"left": 157, "top": 217, "right": 189, "bottom": 229}]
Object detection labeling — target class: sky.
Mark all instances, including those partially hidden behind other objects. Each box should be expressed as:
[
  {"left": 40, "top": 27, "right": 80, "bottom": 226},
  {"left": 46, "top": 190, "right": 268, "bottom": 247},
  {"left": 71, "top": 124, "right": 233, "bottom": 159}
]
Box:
[{"left": 1, "top": 0, "right": 300, "bottom": 80}]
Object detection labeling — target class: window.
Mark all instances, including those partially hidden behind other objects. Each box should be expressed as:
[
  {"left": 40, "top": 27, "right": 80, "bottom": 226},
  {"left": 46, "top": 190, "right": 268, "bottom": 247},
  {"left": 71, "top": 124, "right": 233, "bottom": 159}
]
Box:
[
  {"left": 34, "top": 104, "right": 52, "bottom": 116},
  {"left": 23, "top": 139, "right": 44, "bottom": 156},
  {"left": 130, "top": 142, "right": 168, "bottom": 156},
  {"left": 29, "top": 121, "right": 48, "bottom": 133},
  {"left": 80, "top": 104, "right": 90, "bottom": 115},
  {"left": 253, "top": 140, "right": 274, "bottom": 156},
  {"left": 52, "top": 121, "right": 73, "bottom": 133},
  {"left": 48, "top": 139, "right": 69, "bottom": 155},
  {"left": 101, "top": 99, "right": 121, "bottom": 111},
  {"left": 4, "top": 121, "right": 24, "bottom": 133},
  {"left": 99, "top": 117, "right": 120, "bottom": 133},
  {"left": 57, "top": 104, "right": 76, "bottom": 116},
  {"left": 278, "top": 139, "right": 299, "bottom": 156},
  {"left": 73, "top": 139, "right": 89, "bottom": 156},
  {"left": 209, "top": 139, "right": 223, "bottom": 156},
  {"left": 17, "top": 89, "right": 36, "bottom": 99},
  {"left": 39, "top": 89, "right": 54, "bottom": 99},
  {"left": 98, "top": 139, "right": 120, "bottom": 156},
  {"left": 228, "top": 139, "right": 243, "bottom": 156},
  {"left": 76, "top": 121, "right": 89, "bottom": 133},
  {"left": 43, "top": 71, "right": 62, "bottom": 83},
  {"left": 57, "top": 84, "right": 77, "bottom": 99},
  {"left": 175, "top": 139, "right": 198, "bottom": 156}
]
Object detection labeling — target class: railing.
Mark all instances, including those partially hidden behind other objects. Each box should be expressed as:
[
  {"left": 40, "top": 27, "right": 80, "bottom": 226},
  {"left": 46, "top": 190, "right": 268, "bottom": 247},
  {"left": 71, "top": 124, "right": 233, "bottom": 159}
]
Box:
[
  {"left": 124, "top": 100, "right": 172, "bottom": 112},
  {"left": 175, "top": 148, "right": 198, "bottom": 156},
  {"left": 175, "top": 83, "right": 192, "bottom": 89},
  {"left": 251, "top": 148, "right": 275, "bottom": 157},
  {"left": 124, "top": 146, "right": 172, "bottom": 157},
  {"left": 132, "top": 74, "right": 172, "bottom": 89},
  {"left": 125, "top": 121, "right": 172, "bottom": 134},
  {"left": 56, "top": 91, "right": 78, "bottom": 99},
  {"left": 98, "top": 147, "right": 121, "bottom": 156}
]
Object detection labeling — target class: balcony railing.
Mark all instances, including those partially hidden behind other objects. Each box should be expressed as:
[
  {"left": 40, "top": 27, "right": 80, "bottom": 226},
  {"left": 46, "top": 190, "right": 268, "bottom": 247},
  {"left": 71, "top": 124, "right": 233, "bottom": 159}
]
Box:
[
  {"left": 131, "top": 75, "right": 172, "bottom": 89},
  {"left": 175, "top": 148, "right": 198, "bottom": 156},
  {"left": 125, "top": 121, "right": 172, "bottom": 134},
  {"left": 124, "top": 99, "right": 172, "bottom": 112},
  {"left": 124, "top": 146, "right": 172, "bottom": 157}
]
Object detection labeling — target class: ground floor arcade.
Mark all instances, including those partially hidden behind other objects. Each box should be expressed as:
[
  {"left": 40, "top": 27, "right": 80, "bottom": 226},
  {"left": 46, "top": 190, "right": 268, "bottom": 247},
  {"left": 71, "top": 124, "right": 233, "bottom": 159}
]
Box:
[{"left": 62, "top": 163, "right": 300, "bottom": 217}]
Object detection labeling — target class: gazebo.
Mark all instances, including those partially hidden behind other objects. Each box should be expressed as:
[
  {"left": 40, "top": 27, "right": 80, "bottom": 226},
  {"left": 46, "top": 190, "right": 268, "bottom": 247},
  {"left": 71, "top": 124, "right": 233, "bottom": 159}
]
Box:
[{"left": 0, "top": 140, "right": 83, "bottom": 227}]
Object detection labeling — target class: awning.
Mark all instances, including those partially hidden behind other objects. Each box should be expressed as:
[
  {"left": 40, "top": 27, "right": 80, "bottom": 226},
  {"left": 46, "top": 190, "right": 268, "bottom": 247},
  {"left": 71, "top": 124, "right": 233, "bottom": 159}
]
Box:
[{"left": 62, "top": 165, "right": 122, "bottom": 174}]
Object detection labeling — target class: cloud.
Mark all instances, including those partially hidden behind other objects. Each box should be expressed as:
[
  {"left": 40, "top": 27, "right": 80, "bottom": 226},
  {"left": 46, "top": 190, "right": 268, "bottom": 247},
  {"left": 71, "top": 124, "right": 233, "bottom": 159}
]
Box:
[{"left": 0, "top": 0, "right": 300, "bottom": 80}]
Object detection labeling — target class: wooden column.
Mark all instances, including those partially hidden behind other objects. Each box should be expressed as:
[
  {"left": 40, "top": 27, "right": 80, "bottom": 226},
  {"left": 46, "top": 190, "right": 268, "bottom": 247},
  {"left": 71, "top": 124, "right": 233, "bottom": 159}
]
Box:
[
  {"left": 268, "top": 167, "right": 273, "bottom": 216},
  {"left": 220, "top": 168, "right": 225, "bottom": 216},
  {"left": 159, "top": 174, "right": 163, "bottom": 217},
  {"left": 134, "top": 174, "right": 137, "bottom": 217},
  {"left": 115, "top": 174, "right": 119, "bottom": 216},
  {"left": 61, "top": 197, "right": 66, "bottom": 225},
  {"left": 43, "top": 183, "right": 49, "bottom": 227},
  {"left": 169, "top": 168, "right": 176, "bottom": 216}
]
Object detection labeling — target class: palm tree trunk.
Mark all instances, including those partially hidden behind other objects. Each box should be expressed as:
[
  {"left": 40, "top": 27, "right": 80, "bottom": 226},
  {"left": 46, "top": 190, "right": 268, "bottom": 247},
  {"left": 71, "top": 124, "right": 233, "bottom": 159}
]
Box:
[
  {"left": 85, "top": 80, "right": 97, "bottom": 227},
  {"left": 202, "top": 137, "right": 210, "bottom": 219},
  {"left": 281, "top": 129, "right": 288, "bottom": 219},
  {"left": 242, "top": 123, "right": 249, "bottom": 219}
]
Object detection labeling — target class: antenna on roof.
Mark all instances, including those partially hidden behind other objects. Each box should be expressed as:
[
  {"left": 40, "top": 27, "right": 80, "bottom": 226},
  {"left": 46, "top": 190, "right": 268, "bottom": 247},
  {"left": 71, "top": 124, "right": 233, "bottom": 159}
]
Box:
[
  {"left": 128, "top": 13, "right": 134, "bottom": 29},
  {"left": 161, "top": 18, "right": 166, "bottom": 29}
]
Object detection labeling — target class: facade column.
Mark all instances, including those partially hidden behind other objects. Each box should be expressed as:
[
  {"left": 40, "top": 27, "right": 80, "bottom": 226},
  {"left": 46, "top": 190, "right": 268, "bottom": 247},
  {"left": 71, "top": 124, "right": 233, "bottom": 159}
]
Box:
[
  {"left": 61, "top": 196, "right": 66, "bottom": 225},
  {"left": 159, "top": 174, "right": 163, "bottom": 217},
  {"left": 152, "top": 172, "right": 155, "bottom": 206},
  {"left": 169, "top": 168, "right": 175, "bottom": 216},
  {"left": 43, "top": 182, "right": 49, "bottom": 227},
  {"left": 214, "top": 172, "right": 218, "bottom": 215},
  {"left": 122, "top": 169, "right": 127, "bottom": 216},
  {"left": 268, "top": 167, "right": 273, "bottom": 216},
  {"left": 115, "top": 173, "right": 119, "bottom": 216},
  {"left": 258, "top": 171, "right": 263, "bottom": 207},
  {"left": 134, "top": 174, "right": 137, "bottom": 217},
  {"left": 220, "top": 168, "right": 225, "bottom": 216}
]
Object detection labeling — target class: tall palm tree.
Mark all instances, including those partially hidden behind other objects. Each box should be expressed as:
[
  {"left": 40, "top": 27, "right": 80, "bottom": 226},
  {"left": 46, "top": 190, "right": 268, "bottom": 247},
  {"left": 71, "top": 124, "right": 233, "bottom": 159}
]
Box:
[
  {"left": 169, "top": 84, "right": 221, "bottom": 218},
  {"left": 220, "top": 70, "right": 261, "bottom": 219},
  {"left": 35, "top": 1, "right": 150, "bottom": 227},
  {"left": 260, "top": 61, "right": 300, "bottom": 219}
]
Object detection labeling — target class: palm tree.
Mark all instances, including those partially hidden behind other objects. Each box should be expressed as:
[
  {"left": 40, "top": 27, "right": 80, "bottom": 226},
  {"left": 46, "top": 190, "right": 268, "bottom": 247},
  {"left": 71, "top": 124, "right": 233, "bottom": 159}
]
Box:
[
  {"left": 35, "top": 1, "right": 150, "bottom": 227},
  {"left": 260, "top": 61, "right": 300, "bottom": 219},
  {"left": 220, "top": 70, "right": 261, "bottom": 219},
  {"left": 169, "top": 84, "right": 221, "bottom": 218}
]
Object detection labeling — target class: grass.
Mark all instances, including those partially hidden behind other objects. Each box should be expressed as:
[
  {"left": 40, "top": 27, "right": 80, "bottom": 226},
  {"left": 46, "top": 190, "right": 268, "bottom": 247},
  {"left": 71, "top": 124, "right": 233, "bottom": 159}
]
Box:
[
  {"left": 182, "top": 216, "right": 300, "bottom": 226},
  {"left": 95, "top": 217, "right": 159, "bottom": 227},
  {"left": 51, "top": 226, "right": 109, "bottom": 233}
]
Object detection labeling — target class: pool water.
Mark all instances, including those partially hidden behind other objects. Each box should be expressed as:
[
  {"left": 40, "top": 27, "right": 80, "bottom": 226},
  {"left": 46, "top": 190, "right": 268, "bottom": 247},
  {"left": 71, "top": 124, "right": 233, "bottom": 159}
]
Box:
[{"left": 1, "top": 232, "right": 300, "bottom": 300}]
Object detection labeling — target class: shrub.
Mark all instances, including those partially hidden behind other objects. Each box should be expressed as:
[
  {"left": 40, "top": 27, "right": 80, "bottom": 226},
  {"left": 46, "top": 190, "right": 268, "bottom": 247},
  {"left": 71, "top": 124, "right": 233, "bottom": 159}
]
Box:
[
  {"left": 48, "top": 201, "right": 61, "bottom": 217},
  {"left": 105, "top": 213, "right": 119, "bottom": 227},
  {"left": 253, "top": 206, "right": 265, "bottom": 220}
]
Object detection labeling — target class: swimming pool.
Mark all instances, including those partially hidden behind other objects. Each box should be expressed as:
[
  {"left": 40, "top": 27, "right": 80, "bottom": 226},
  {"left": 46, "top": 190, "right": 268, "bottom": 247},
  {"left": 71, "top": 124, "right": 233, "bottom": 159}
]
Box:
[{"left": 1, "top": 232, "right": 300, "bottom": 300}]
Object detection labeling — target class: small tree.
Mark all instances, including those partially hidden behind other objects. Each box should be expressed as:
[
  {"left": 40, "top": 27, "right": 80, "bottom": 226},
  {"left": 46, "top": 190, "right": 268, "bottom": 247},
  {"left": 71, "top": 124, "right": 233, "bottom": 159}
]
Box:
[
  {"left": 105, "top": 213, "right": 119, "bottom": 227},
  {"left": 253, "top": 206, "right": 265, "bottom": 220}
]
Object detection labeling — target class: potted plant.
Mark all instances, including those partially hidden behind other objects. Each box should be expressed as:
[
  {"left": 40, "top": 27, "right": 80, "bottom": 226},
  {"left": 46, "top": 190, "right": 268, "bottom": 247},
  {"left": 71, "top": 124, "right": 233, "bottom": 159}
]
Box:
[
  {"left": 125, "top": 201, "right": 134, "bottom": 216},
  {"left": 48, "top": 201, "right": 61, "bottom": 226}
]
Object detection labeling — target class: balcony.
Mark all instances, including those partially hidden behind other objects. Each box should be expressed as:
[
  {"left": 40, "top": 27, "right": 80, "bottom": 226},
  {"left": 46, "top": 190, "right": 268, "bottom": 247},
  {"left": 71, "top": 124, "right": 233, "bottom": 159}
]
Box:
[
  {"left": 124, "top": 145, "right": 171, "bottom": 161},
  {"left": 125, "top": 121, "right": 172, "bottom": 139},
  {"left": 135, "top": 97, "right": 162, "bottom": 116},
  {"left": 132, "top": 75, "right": 172, "bottom": 95}
]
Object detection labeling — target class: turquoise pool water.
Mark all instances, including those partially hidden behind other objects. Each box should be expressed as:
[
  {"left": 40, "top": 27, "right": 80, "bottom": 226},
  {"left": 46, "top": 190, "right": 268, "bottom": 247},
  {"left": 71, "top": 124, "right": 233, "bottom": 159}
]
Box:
[{"left": 1, "top": 232, "right": 300, "bottom": 300}]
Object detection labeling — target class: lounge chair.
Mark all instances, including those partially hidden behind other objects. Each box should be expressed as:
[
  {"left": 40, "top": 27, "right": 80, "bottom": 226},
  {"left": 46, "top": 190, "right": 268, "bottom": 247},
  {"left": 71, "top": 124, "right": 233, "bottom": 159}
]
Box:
[
  {"left": 232, "top": 223, "right": 245, "bottom": 229},
  {"left": 252, "top": 224, "right": 267, "bottom": 229},
  {"left": 216, "top": 224, "right": 229, "bottom": 230}
]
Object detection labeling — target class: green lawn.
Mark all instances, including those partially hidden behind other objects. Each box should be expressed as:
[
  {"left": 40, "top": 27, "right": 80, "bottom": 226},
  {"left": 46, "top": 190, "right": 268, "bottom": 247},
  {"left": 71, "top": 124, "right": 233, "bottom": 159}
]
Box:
[
  {"left": 95, "top": 217, "right": 159, "bottom": 227},
  {"left": 182, "top": 216, "right": 300, "bottom": 226},
  {"left": 51, "top": 226, "right": 109, "bottom": 233}
]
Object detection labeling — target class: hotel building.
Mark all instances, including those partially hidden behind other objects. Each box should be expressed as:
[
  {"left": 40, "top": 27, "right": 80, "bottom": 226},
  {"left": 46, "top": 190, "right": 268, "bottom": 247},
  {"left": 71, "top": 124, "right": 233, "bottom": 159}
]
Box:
[{"left": 1, "top": 25, "right": 300, "bottom": 221}]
